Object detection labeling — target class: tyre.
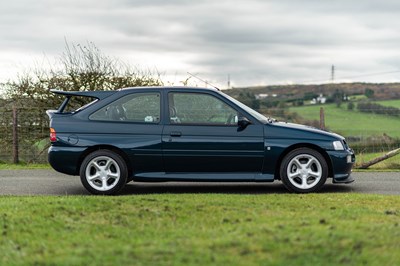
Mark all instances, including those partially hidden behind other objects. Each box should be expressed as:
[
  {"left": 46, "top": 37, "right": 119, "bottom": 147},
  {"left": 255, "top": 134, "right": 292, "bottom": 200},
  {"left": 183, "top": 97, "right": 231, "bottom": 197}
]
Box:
[
  {"left": 280, "top": 148, "right": 328, "bottom": 193},
  {"left": 80, "top": 150, "right": 128, "bottom": 195}
]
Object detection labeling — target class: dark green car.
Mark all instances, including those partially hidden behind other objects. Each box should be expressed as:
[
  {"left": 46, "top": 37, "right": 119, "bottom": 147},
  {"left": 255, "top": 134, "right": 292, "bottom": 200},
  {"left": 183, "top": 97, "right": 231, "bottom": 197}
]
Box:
[{"left": 47, "top": 87, "right": 355, "bottom": 195}]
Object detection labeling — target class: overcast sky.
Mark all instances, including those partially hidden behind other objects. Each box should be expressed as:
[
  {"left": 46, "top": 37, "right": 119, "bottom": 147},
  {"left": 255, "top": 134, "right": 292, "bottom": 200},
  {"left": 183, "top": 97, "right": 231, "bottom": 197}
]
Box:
[{"left": 1, "top": 0, "right": 400, "bottom": 88}]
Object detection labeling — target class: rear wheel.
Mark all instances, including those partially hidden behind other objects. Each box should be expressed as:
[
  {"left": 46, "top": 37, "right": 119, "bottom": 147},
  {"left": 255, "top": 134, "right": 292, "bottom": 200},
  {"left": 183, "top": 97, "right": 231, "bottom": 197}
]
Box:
[
  {"left": 280, "top": 148, "right": 328, "bottom": 193},
  {"left": 80, "top": 150, "right": 128, "bottom": 195}
]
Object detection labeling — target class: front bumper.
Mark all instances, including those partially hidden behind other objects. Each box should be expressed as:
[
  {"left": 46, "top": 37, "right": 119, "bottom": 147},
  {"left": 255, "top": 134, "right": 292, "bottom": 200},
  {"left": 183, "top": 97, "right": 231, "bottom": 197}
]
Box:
[
  {"left": 327, "top": 149, "right": 355, "bottom": 183},
  {"left": 333, "top": 173, "right": 355, "bottom": 183}
]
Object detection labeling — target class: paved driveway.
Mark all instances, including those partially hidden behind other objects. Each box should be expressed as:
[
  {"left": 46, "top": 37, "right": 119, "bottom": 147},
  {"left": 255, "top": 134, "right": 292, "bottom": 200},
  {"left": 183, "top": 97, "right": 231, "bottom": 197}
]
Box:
[{"left": 0, "top": 170, "right": 399, "bottom": 195}]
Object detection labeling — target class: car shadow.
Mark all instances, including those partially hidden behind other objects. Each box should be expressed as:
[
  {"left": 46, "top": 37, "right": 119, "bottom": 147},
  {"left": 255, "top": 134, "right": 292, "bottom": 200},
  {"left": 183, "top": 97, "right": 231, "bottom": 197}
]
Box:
[{"left": 119, "top": 182, "right": 354, "bottom": 195}]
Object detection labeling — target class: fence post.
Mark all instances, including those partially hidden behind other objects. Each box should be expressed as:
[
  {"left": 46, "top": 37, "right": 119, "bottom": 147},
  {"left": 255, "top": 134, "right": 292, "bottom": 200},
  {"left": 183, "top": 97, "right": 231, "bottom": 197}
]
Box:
[
  {"left": 12, "top": 105, "right": 19, "bottom": 164},
  {"left": 320, "top": 107, "right": 325, "bottom": 130}
]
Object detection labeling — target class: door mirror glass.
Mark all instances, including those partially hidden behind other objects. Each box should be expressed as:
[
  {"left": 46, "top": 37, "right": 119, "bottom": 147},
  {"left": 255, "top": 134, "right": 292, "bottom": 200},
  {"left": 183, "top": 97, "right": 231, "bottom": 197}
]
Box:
[{"left": 238, "top": 116, "right": 251, "bottom": 129}]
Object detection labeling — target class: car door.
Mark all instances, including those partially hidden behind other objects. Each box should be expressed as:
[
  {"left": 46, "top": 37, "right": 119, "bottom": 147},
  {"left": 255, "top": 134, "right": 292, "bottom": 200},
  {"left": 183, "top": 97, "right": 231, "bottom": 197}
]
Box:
[{"left": 162, "top": 91, "right": 264, "bottom": 177}]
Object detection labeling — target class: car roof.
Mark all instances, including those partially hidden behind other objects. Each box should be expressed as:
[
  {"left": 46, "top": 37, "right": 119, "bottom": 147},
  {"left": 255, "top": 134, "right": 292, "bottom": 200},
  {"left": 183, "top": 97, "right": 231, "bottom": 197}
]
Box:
[
  {"left": 51, "top": 86, "right": 220, "bottom": 98},
  {"left": 119, "top": 86, "right": 220, "bottom": 92}
]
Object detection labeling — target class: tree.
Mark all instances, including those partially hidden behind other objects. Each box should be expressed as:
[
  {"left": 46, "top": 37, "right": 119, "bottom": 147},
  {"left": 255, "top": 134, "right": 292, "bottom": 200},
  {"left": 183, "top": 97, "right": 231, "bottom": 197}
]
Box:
[
  {"left": 5, "top": 41, "right": 162, "bottom": 103},
  {"left": 303, "top": 92, "right": 318, "bottom": 101},
  {"left": 347, "top": 101, "right": 354, "bottom": 111},
  {"left": 365, "top": 88, "right": 375, "bottom": 98},
  {"left": 4, "top": 41, "right": 163, "bottom": 119},
  {"left": 332, "top": 89, "right": 343, "bottom": 108},
  {"left": 237, "top": 92, "right": 260, "bottom": 110},
  {"left": 0, "top": 41, "right": 163, "bottom": 163}
]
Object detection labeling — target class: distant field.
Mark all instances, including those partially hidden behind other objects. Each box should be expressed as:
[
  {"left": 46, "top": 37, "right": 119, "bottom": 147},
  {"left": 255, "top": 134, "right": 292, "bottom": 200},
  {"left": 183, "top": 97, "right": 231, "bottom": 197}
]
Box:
[
  {"left": 289, "top": 103, "right": 400, "bottom": 138},
  {"left": 376, "top": 99, "right": 400, "bottom": 108}
]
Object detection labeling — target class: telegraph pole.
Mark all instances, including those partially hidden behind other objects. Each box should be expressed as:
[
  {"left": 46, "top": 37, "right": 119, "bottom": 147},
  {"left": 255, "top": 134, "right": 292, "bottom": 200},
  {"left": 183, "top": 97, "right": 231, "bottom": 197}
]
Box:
[{"left": 331, "top": 65, "right": 335, "bottom": 83}]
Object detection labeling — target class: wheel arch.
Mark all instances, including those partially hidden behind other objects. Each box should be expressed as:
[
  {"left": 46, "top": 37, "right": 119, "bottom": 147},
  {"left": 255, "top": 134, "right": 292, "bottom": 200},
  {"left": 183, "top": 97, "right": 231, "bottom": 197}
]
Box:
[
  {"left": 77, "top": 145, "right": 133, "bottom": 177},
  {"left": 274, "top": 143, "right": 333, "bottom": 179}
]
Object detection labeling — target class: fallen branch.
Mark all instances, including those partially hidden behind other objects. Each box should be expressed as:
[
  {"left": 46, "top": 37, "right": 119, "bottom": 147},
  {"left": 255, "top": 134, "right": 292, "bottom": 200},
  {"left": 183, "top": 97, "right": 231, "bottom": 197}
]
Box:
[{"left": 356, "top": 147, "right": 400, "bottom": 169}]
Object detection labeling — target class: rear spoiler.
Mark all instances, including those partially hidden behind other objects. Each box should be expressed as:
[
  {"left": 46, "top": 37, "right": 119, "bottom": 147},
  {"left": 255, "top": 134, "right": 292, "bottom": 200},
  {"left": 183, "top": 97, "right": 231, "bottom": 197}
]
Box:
[
  {"left": 50, "top": 89, "right": 116, "bottom": 100},
  {"left": 50, "top": 89, "right": 117, "bottom": 113}
]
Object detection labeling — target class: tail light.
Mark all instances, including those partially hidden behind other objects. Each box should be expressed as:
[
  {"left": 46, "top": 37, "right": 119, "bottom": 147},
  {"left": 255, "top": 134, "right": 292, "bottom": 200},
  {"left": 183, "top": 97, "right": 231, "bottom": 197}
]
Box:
[{"left": 50, "top": 128, "right": 57, "bottom": 142}]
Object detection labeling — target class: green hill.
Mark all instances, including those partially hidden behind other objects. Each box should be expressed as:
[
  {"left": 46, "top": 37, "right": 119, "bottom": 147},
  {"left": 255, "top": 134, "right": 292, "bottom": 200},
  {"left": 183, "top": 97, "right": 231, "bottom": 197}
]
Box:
[
  {"left": 289, "top": 102, "right": 400, "bottom": 140},
  {"left": 228, "top": 82, "right": 400, "bottom": 101}
]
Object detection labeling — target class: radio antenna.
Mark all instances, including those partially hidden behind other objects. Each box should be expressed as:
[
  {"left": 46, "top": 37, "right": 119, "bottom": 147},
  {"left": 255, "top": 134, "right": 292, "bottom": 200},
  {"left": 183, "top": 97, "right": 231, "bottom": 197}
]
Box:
[{"left": 187, "top": 72, "right": 220, "bottom": 90}]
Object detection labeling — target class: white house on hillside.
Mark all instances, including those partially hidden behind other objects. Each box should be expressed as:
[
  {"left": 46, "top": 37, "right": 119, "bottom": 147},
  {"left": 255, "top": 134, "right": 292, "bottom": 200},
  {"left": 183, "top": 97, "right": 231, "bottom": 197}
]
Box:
[{"left": 310, "top": 94, "right": 326, "bottom": 104}]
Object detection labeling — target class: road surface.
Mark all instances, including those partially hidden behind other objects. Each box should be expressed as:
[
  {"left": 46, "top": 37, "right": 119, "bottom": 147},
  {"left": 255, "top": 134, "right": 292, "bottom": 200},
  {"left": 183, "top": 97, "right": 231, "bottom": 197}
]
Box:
[{"left": 0, "top": 170, "right": 399, "bottom": 195}]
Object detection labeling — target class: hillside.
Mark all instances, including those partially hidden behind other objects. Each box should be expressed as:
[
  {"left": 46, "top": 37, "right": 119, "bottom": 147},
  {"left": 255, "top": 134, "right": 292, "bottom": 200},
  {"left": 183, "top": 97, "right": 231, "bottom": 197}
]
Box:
[
  {"left": 289, "top": 103, "right": 400, "bottom": 138},
  {"left": 226, "top": 82, "right": 400, "bottom": 101}
]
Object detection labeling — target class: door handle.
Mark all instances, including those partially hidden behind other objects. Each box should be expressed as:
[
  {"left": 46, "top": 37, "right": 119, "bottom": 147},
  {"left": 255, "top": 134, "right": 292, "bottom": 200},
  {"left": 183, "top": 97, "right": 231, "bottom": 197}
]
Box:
[{"left": 170, "top": 131, "right": 182, "bottom": 137}]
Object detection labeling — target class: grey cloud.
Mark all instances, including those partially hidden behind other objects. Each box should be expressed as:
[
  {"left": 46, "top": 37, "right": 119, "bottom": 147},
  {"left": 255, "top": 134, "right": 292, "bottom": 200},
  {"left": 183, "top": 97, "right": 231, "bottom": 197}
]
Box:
[{"left": 1, "top": 0, "right": 400, "bottom": 86}]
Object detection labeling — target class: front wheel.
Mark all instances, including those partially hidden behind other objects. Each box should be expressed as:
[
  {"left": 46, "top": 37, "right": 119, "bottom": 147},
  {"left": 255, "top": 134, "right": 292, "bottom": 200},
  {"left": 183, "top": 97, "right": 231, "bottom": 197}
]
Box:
[
  {"left": 280, "top": 148, "right": 328, "bottom": 193},
  {"left": 80, "top": 150, "right": 128, "bottom": 195}
]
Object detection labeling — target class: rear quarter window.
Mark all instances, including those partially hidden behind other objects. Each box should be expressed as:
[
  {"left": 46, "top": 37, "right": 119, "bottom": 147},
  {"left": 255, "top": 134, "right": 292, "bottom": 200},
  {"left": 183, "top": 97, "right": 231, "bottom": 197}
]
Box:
[
  {"left": 63, "top": 96, "right": 98, "bottom": 113},
  {"left": 90, "top": 93, "right": 161, "bottom": 123}
]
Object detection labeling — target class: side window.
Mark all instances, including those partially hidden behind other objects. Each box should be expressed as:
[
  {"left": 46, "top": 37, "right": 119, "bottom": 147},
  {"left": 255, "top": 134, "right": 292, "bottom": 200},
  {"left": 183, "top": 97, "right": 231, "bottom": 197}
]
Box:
[
  {"left": 90, "top": 93, "right": 160, "bottom": 123},
  {"left": 169, "top": 92, "right": 238, "bottom": 125}
]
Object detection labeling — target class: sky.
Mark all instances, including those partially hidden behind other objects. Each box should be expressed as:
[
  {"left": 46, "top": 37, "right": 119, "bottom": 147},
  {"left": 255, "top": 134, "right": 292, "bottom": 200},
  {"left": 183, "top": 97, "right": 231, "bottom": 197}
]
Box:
[{"left": 1, "top": 0, "right": 400, "bottom": 89}]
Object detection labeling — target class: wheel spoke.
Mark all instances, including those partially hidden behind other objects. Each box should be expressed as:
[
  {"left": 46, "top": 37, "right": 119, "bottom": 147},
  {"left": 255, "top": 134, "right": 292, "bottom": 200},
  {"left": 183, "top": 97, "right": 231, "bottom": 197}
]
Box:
[
  {"left": 305, "top": 158, "right": 317, "bottom": 169},
  {"left": 288, "top": 171, "right": 301, "bottom": 179},
  {"left": 292, "top": 158, "right": 303, "bottom": 169},
  {"left": 92, "top": 161, "right": 103, "bottom": 171},
  {"left": 300, "top": 176, "right": 309, "bottom": 189},
  {"left": 309, "top": 170, "right": 321, "bottom": 178},
  {"left": 108, "top": 172, "right": 119, "bottom": 179},
  {"left": 88, "top": 173, "right": 101, "bottom": 182},
  {"left": 104, "top": 159, "right": 114, "bottom": 171},
  {"left": 101, "top": 179, "right": 108, "bottom": 190}
]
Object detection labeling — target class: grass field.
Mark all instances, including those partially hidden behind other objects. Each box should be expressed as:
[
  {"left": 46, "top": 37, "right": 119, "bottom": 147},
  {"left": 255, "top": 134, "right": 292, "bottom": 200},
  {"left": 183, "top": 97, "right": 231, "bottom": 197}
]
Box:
[
  {"left": 355, "top": 151, "right": 400, "bottom": 170},
  {"left": 0, "top": 194, "right": 399, "bottom": 265},
  {"left": 0, "top": 163, "right": 50, "bottom": 170},
  {"left": 289, "top": 103, "right": 400, "bottom": 138},
  {"left": 377, "top": 99, "right": 400, "bottom": 108}
]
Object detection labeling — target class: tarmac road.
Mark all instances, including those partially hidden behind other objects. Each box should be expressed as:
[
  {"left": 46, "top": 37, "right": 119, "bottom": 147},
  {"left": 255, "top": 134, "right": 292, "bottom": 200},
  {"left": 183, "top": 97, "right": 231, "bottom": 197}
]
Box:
[{"left": 0, "top": 170, "right": 399, "bottom": 196}]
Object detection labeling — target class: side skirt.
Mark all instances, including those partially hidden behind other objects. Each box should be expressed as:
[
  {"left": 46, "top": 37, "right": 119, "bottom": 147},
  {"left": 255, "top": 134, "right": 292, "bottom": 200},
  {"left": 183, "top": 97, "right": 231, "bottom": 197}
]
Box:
[{"left": 133, "top": 172, "right": 275, "bottom": 182}]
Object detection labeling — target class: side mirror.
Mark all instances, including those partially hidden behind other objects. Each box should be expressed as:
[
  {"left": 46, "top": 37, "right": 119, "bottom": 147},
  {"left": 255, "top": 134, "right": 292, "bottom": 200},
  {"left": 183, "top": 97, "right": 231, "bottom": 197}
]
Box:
[{"left": 238, "top": 116, "right": 251, "bottom": 130}]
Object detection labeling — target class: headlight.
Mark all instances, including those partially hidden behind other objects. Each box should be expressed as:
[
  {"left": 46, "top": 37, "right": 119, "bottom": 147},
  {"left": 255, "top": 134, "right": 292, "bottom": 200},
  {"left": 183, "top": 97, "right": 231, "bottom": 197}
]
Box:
[{"left": 333, "top": 141, "right": 345, "bottom": 150}]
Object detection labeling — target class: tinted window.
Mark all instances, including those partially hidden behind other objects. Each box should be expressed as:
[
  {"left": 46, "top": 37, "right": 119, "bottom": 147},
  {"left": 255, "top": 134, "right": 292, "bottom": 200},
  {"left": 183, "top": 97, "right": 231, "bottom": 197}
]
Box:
[
  {"left": 63, "top": 96, "right": 98, "bottom": 113},
  {"left": 90, "top": 93, "right": 160, "bottom": 123},
  {"left": 169, "top": 92, "right": 238, "bottom": 125}
]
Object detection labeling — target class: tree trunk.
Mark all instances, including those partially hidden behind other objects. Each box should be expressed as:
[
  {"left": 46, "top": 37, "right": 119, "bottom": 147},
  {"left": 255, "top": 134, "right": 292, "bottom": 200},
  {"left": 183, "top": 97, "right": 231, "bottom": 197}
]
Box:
[{"left": 356, "top": 148, "right": 400, "bottom": 169}]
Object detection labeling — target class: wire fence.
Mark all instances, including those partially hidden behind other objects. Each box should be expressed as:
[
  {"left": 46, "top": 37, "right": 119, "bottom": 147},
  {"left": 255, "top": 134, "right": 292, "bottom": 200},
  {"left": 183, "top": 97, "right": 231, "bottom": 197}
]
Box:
[
  {"left": 0, "top": 106, "right": 399, "bottom": 164},
  {"left": 0, "top": 106, "right": 49, "bottom": 164}
]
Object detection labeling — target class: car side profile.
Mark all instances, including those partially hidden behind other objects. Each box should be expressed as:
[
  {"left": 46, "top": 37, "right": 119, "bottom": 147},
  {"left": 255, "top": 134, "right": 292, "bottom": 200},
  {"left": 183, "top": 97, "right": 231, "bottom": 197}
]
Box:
[{"left": 47, "top": 86, "right": 355, "bottom": 195}]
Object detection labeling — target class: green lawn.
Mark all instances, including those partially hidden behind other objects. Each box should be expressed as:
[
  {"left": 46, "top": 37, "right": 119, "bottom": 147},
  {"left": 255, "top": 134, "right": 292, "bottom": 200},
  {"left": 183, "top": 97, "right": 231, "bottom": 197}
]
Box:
[
  {"left": 289, "top": 103, "right": 400, "bottom": 138},
  {"left": 377, "top": 99, "right": 400, "bottom": 108},
  {"left": 0, "top": 194, "right": 399, "bottom": 265},
  {"left": 0, "top": 163, "right": 50, "bottom": 170}
]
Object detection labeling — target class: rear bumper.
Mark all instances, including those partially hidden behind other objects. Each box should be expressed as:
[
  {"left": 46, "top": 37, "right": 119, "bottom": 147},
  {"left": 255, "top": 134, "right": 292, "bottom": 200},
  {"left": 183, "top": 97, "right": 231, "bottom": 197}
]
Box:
[{"left": 48, "top": 146, "right": 86, "bottom": 175}]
